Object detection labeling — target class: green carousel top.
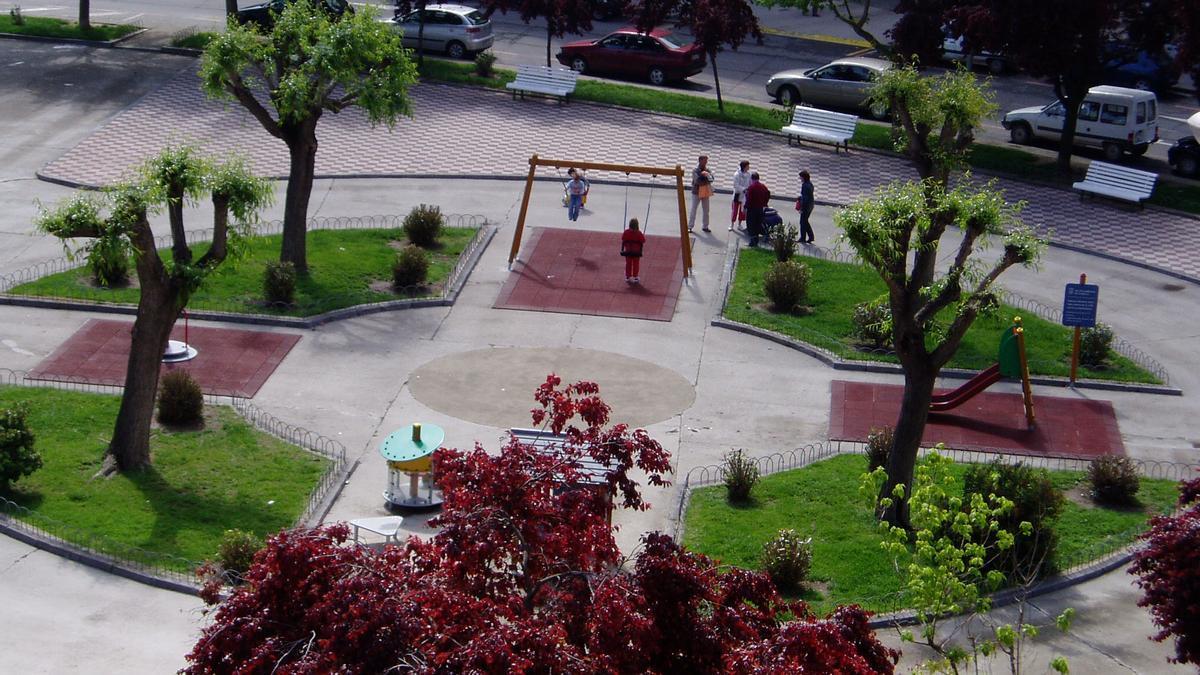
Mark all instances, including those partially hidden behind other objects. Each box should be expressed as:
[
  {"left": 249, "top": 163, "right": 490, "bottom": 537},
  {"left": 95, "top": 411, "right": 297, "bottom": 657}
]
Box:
[{"left": 380, "top": 422, "right": 445, "bottom": 472}]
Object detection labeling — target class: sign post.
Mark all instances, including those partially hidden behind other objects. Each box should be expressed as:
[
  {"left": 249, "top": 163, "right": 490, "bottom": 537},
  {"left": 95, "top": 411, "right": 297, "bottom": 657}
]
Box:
[{"left": 1061, "top": 274, "right": 1099, "bottom": 385}]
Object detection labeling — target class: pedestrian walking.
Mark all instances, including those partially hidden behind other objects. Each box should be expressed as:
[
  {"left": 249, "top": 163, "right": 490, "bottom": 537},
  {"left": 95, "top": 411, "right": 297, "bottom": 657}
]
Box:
[
  {"left": 620, "top": 218, "right": 647, "bottom": 283},
  {"left": 730, "top": 160, "right": 751, "bottom": 231},
  {"left": 797, "top": 169, "right": 815, "bottom": 244},
  {"left": 565, "top": 168, "right": 588, "bottom": 222},
  {"left": 744, "top": 172, "right": 771, "bottom": 247},
  {"left": 689, "top": 155, "right": 714, "bottom": 233}
]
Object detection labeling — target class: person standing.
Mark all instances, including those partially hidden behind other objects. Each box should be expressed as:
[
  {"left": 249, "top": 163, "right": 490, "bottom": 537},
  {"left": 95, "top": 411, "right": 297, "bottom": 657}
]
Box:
[
  {"left": 620, "top": 218, "right": 647, "bottom": 283},
  {"left": 797, "top": 170, "right": 815, "bottom": 244},
  {"left": 689, "top": 155, "right": 713, "bottom": 233},
  {"left": 565, "top": 169, "right": 588, "bottom": 222},
  {"left": 744, "top": 172, "right": 771, "bottom": 247},
  {"left": 730, "top": 160, "right": 751, "bottom": 231}
]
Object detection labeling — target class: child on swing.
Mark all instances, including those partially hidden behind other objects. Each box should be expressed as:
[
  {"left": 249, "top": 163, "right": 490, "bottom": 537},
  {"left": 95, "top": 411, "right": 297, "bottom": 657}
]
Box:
[{"left": 620, "top": 218, "right": 646, "bottom": 284}]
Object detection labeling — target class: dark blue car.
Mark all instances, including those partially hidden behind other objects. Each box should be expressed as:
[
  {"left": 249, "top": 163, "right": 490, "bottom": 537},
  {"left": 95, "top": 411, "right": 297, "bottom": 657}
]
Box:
[{"left": 1103, "top": 46, "right": 1180, "bottom": 94}]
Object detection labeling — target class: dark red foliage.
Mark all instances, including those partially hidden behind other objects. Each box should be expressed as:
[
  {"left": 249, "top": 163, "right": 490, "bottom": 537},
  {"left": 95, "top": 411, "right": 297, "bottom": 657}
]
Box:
[
  {"left": 1129, "top": 477, "right": 1200, "bottom": 666},
  {"left": 185, "top": 376, "right": 897, "bottom": 674}
]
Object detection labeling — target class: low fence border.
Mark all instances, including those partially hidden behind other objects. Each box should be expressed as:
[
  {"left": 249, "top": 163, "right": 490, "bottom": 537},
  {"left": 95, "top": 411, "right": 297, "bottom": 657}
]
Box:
[{"left": 0, "top": 369, "right": 351, "bottom": 595}]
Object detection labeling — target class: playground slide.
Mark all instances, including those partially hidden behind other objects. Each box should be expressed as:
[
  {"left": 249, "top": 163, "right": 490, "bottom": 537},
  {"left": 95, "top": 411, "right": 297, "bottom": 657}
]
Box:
[{"left": 929, "top": 364, "right": 1002, "bottom": 412}]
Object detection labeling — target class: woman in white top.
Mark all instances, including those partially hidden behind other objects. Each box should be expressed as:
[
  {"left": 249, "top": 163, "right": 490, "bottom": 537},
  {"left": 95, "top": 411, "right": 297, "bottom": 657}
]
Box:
[{"left": 730, "top": 160, "right": 751, "bottom": 231}]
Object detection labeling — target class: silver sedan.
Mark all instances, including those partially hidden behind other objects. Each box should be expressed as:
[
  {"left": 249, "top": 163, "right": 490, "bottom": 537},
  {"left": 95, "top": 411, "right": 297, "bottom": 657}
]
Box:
[{"left": 765, "top": 57, "right": 892, "bottom": 119}]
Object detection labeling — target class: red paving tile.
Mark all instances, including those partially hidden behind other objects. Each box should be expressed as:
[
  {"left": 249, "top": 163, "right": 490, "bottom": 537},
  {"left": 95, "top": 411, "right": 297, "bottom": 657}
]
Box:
[
  {"left": 26, "top": 319, "right": 300, "bottom": 398},
  {"left": 494, "top": 227, "right": 686, "bottom": 322},
  {"left": 829, "top": 380, "right": 1125, "bottom": 459}
]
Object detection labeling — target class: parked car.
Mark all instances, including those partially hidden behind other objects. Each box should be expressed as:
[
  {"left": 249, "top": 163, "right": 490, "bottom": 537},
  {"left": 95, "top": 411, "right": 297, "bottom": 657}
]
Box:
[
  {"left": 384, "top": 4, "right": 493, "bottom": 59},
  {"left": 556, "top": 28, "right": 706, "bottom": 86},
  {"left": 1102, "top": 46, "right": 1180, "bottom": 94},
  {"left": 941, "top": 33, "right": 1006, "bottom": 75},
  {"left": 1001, "top": 85, "right": 1158, "bottom": 162},
  {"left": 1168, "top": 111, "right": 1200, "bottom": 177},
  {"left": 236, "top": 0, "right": 352, "bottom": 29},
  {"left": 765, "top": 57, "right": 892, "bottom": 119},
  {"left": 588, "top": 0, "right": 627, "bottom": 21}
]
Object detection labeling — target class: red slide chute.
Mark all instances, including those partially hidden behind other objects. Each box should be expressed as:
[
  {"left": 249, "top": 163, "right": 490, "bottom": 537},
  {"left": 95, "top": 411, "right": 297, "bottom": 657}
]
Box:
[{"left": 929, "top": 364, "right": 1002, "bottom": 412}]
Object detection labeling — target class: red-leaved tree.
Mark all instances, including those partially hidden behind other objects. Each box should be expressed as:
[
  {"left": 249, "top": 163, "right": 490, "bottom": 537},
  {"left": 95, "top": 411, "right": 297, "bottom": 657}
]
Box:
[
  {"left": 1129, "top": 473, "right": 1200, "bottom": 667},
  {"left": 185, "top": 376, "right": 898, "bottom": 673}
]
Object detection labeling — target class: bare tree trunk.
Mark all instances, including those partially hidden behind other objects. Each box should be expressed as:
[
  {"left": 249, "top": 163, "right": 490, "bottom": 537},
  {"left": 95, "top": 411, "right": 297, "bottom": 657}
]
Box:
[
  {"left": 79, "top": 0, "right": 91, "bottom": 31},
  {"left": 1055, "top": 92, "right": 1084, "bottom": 175},
  {"left": 878, "top": 359, "right": 937, "bottom": 530},
  {"left": 545, "top": 21, "right": 553, "bottom": 68},
  {"left": 280, "top": 118, "right": 319, "bottom": 272},
  {"left": 225, "top": 0, "right": 238, "bottom": 19},
  {"left": 710, "top": 50, "right": 723, "bottom": 113}
]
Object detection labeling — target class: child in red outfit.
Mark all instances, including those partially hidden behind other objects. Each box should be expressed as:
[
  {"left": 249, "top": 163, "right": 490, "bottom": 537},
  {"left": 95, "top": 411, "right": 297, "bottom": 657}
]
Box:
[{"left": 620, "top": 218, "right": 646, "bottom": 283}]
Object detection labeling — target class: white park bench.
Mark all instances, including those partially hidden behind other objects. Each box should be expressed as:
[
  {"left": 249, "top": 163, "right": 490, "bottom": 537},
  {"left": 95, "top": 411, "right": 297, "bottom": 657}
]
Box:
[
  {"left": 780, "top": 106, "right": 859, "bottom": 154},
  {"left": 1072, "top": 160, "right": 1158, "bottom": 207},
  {"left": 506, "top": 65, "right": 579, "bottom": 104}
]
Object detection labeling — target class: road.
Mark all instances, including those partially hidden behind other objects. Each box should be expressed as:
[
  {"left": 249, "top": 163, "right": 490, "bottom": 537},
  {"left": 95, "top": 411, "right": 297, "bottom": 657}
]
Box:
[{"left": 15, "top": 1, "right": 1200, "bottom": 169}]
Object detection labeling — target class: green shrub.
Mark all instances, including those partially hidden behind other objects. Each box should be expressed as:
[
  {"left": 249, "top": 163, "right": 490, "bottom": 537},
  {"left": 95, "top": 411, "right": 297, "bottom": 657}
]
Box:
[
  {"left": 1089, "top": 455, "right": 1140, "bottom": 505},
  {"left": 403, "top": 204, "right": 444, "bottom": 248},
  {"left": 392, "top": 244, "right": 430, "bottom": 289},
  {"left": 851, "top": 294, "right": 892, "bottom": 350},
  {"left": 760, "top": 528, "right": 812, "bottom": 591},
  {"left": 157, "top": 370, "right": 204, "bottom": 427},
  {"left": 723, "top": 449, "right": 759, "bottom": 503},
  {"left": 0, "top": 403, "right": 41, "bottom": 489},
  {"left": 216, "top": 528, "right": 263, "bottom": 584},
  {"left": 772, "top": 223, "right": 799, "bottom": 262},
  {"left": 762, "top": 260, "right": 810, "bottom": 313},
  {"left": 87, "top": 236, "right": 130, "bottom": 287},
  {"left": 263, "top": 261, "right": 297, "bottom": 305},
  {"left": 1080, "top": 323, "right": 1114, "bottom": 367},
  {"left": 866, "top": 426, "right": 893, "bottom": 472},
  {"left": 963, "top": 460, "right": 1064, "bottom": 579},
  {"left": 474, "top": 51, "right": 497, "bottom": 77}
]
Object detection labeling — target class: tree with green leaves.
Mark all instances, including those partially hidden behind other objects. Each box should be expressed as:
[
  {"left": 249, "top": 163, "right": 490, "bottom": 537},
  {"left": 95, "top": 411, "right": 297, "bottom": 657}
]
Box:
[
  {"left": 835, "top": 66, "right": 1045, "bottom": 528},
  {"left": 200, "top": 3, "right": 418, "bottom": 271},
  {"left": 37, "top": 147, "right": 272, "bottom": 475}
]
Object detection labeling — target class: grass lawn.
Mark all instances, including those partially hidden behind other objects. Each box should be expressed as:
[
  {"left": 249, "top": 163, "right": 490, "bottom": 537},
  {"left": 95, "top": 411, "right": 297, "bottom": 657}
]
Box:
[
  {"left": 8, "top": 227, "right": 478, "bottom": 317},
  {"left": 0, "top": 386, "right": 329, "bottom": 571},
  {"left": 683, "top": 453, "right": 1179, "bottom": 615},
  {"left": 724, "top": 248, "right": 1160, "bottom": 384},
  {"left": 418, "top": 59, "right": 1200, "bottom": 217},
  {"left": 171, "top": 30, "right": 217, "bottom": 50},
  {"left": 0, "top": 15, "right": 139, "bottom": 41}
]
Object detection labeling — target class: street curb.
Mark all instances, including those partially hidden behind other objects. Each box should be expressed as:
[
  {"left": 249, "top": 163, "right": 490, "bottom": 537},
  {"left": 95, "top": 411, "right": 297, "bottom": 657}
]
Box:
[{"left": 0, "top": 27, "right": 147, "bottom": 47}]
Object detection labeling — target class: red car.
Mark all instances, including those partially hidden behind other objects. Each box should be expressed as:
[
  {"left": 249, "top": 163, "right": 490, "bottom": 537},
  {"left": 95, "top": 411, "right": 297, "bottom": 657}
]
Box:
[{"left": 556, "top": 28, "right": 706, "bottom": 86}]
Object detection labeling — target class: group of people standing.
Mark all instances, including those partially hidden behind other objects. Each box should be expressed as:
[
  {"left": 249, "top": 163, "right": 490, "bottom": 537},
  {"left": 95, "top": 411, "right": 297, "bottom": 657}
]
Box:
[{"left": 689, "top": 155, "right": 816, "bottom": 247}]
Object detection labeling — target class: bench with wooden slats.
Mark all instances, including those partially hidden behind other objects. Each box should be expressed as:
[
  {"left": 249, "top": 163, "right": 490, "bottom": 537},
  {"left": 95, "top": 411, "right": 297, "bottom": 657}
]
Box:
[
  {"left": 780, "top": 106, "right": 859, "bottom": 154},
  {"left": 1072, "top": 160, "right": 1158, "bottom": 206},
  {"left": 506, "top": 65, "right": 579, "bottom": 103}
]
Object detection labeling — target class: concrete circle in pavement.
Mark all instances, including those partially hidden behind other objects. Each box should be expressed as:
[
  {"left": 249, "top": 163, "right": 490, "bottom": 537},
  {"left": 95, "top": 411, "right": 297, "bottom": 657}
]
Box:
[{"left": 408, "top": 347, "right": 695, "bottom": 429}]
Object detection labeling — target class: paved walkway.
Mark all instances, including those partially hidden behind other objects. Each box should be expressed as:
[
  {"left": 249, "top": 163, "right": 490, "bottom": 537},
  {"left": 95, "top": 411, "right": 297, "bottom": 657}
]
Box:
[{"left": 2, "top": 46, "right": 1199, "bottom": 673}]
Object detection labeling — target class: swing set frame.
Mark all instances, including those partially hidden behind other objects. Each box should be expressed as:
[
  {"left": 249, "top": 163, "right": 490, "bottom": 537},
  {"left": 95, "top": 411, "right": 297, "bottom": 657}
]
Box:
[{"left": 508, "top": 154, "right": 693, "bottom": 277}]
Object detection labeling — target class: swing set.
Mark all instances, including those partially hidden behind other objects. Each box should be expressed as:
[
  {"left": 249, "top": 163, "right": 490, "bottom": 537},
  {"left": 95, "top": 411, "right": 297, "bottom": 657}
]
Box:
[{"left": 508, "top": 154, "right": 694, "bottom": 278}]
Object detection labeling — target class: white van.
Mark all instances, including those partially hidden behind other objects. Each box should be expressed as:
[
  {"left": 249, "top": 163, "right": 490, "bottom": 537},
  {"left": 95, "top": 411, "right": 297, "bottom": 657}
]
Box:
[{"left": 1001, "top": 86, "right": 1158, "bottom": 162}]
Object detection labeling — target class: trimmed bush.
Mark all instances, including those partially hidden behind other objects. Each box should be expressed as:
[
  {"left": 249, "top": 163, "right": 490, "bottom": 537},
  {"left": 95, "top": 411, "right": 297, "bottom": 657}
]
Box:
[
  {"left": 216, "top": 528, "right": 263, "bottom": 584},
  {"left": 403, "top": 204, "right": 444, "bottom": 248},
  {"left": 263, "top": 261, "right": 297, "bottom": 305},
  {"left": 392, "top": 244, "right": 430, "bottom": 289},
  {"left": 866, "top": 426, "right": 893, "bottom": 472},
  {"left": 772, "top": 223, "right": 799, "bottom": 262},
  {"left": 963, "top": 460, "right": 1064, "bottom": 579},
  {"left": 1089, "top": 455, "right": 1140, "bottom": 505},
  {"left": 157, "top": 370, "right": 204, "bottom": 427},
  {"left": 0, "top": 403, "right": 42, "bottom": 489},
  {"left": 723, "top": 449, "right": 759, "bottom": 503},
  {"left": 851, "top": 294, "right": 892, "bottom": 350},
  {"left": 1080, "top": 323, "right": 1114, "bottom": 367},
  {"left": 87, "top": 236, "right": 130, "bottom": 287},
  {"left": 760, "top": 528, "right": 812, "bottom": 591},
  {"left": 762, "top": 260, "right": 810, "bottom": 313},
  {"left": 474, "top": 51, "right": 497, "bottom": 77}
]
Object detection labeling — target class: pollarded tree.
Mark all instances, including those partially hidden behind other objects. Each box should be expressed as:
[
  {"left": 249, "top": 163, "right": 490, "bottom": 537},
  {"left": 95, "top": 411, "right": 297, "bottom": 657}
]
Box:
[
  {"left": 200, "top": 2, "right": 418, "bottom": 272},
  {"left": 836, "top": 66, "right": 1044, "bottom": 528},
  {"left": 37, "top": 148, "right": 272, "bottom": 474},
  {"left": 483, "top": 0, "right": 595, "bottom": 67},
  {"left": 633, "top": 0, "right": 762, "bottom": 112},
  {"left": 185, "top": 377, "right": 899, "bottom": 673},
  {"left": 80, "top": 1, "right": 91, "bottom": 31}
]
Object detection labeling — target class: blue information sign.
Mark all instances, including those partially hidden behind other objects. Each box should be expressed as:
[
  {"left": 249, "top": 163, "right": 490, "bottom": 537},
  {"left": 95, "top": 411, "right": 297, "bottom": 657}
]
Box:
[{"left": 1062, "top": 283, "right": 1099, "bottom": 328}]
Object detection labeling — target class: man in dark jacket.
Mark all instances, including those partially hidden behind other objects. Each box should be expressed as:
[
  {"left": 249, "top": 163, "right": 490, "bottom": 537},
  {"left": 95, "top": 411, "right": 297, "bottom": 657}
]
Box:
[
  {"left": 744, "top": 172, "right": 771, "bottom": 247},
  {"left": 798, "top": 170, "right": 815, "bottom": 244}
]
